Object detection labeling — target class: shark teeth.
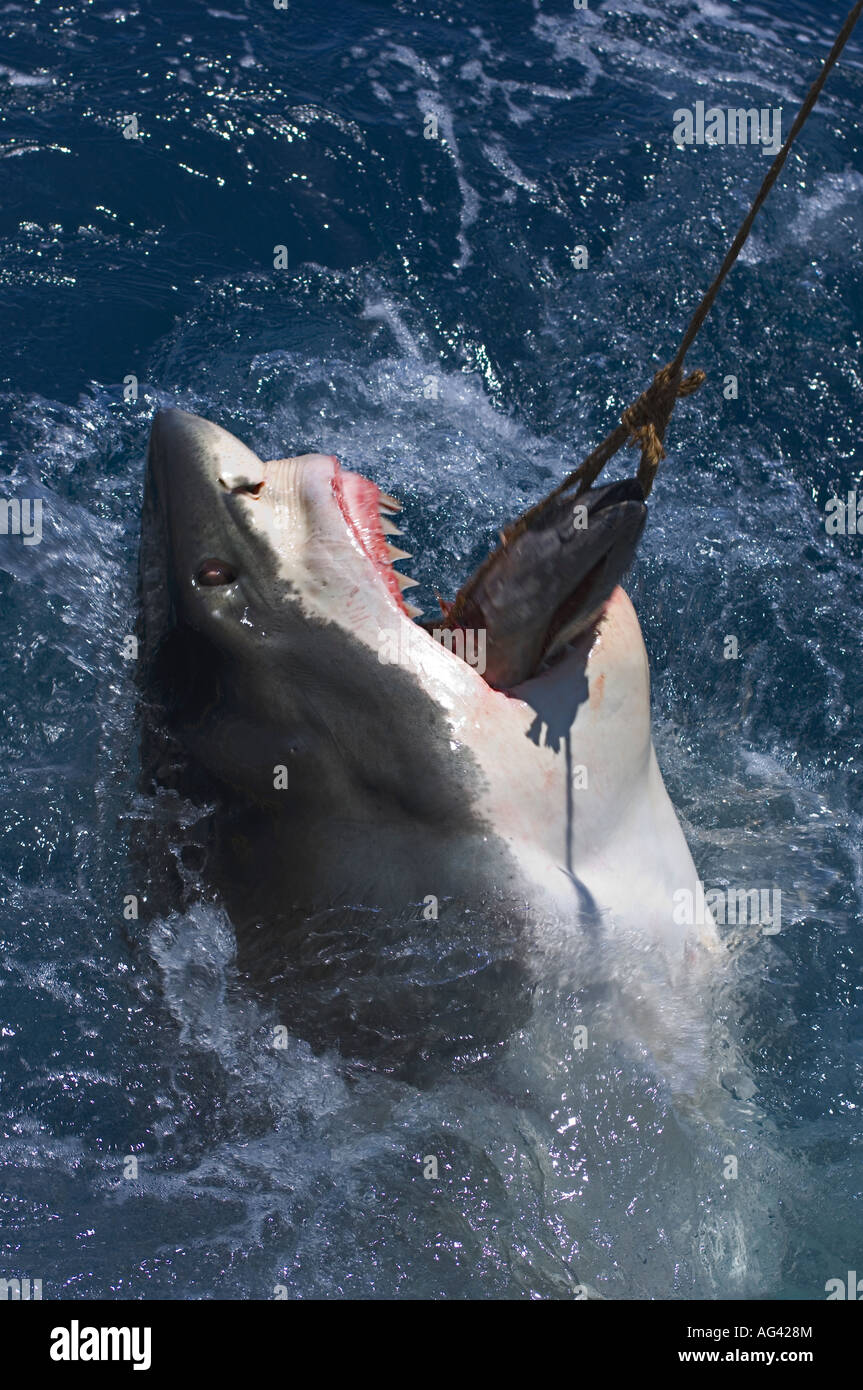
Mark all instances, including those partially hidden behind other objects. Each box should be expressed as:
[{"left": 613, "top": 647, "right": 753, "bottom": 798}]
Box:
[{"left": 376, "top": 489, "right": 421, "bottom": 614}]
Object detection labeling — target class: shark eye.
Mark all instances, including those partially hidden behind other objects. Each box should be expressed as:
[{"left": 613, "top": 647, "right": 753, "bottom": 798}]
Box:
[{"left": 195, "top": 559, "right": 237, "bottom": 587}]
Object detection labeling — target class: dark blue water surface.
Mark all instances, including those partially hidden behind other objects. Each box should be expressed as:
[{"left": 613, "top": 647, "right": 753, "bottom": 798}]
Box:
[{"left": 1, "top": 0, "right": 862, "bottom": 1299}]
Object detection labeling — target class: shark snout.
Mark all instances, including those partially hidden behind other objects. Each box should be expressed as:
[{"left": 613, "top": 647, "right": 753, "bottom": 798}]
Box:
[
  {"left": 148, "top": 408, "right": 268, "bottom": 497},
  {"left": 145, "top": 410, "right": 413, "bottom": 623}
]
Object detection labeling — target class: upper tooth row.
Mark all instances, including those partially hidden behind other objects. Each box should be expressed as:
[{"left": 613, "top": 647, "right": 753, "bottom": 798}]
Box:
[{"left": 379, "top": 495, "right": 422, "bottom": 612}]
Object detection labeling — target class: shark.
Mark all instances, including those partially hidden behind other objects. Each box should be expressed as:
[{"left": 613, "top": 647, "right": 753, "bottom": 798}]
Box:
[{"left": 137, "top": 408, "right": 718, "bottom": 1068}]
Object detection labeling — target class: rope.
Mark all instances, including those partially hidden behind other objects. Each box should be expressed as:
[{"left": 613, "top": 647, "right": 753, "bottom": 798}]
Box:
[
  {"left": 668, "top": 0, "right": 863, "bottom": 379},
  {"left": 473, "top": 0, "right": 863, "bottom": 574}
]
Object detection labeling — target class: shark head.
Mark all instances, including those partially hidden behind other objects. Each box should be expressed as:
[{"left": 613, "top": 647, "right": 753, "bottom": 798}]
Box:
[
  {"left": 139, "top": 408, "right": 716, "bottom": 964},
  {"left": 142, "top": 409, "right": 444, "bottom": 803}
]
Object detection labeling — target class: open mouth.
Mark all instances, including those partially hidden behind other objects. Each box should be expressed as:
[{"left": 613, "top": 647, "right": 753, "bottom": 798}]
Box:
[
  {"left": 145, "top": 409, "right": 646, "bottom": 693},
  {"left": 330, "top": 461, "right": 424, "bottom": 619},
  {"left": 330, "top": 462, "right": 646, "bottom": 691}
]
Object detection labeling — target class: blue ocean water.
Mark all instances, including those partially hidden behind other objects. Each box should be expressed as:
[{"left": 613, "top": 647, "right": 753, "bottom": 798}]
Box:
[{"left": 0, "top": 0, "right": 861, "bottom": 1300}]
